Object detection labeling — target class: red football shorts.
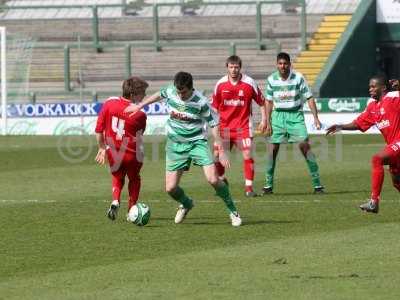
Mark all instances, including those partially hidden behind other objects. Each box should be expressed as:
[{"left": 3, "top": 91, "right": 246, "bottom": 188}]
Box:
[{"left": 106, "top": 149, "right": 143, "bottom": 180}]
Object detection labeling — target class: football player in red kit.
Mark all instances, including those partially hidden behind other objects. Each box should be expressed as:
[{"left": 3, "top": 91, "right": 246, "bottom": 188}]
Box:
[
  {"left": 326, "top": 76, "right": 400, "bottom": 213},
  {"left": 95, "top": 76, "right": 148, "bottom": 220},
  {"left": 212, "top": 55, "right": 267, "bottom": 197}
]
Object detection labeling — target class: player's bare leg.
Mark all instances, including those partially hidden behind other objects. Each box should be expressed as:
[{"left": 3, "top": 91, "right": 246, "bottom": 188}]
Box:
[
  {"left": 298, "top": 141, "right": 324, "bottom": 193},
  {"left": 203, "top": 164, "right": 241, "bottom": 226},
  {"left": 165, "top": 170, "right": 193, "bottom": 223},
  {"left": 214, "top": 146, "right": 228, "bottom": 184},
  {"left": 214, "top": 140, "right": 232, "bottom": 186}
]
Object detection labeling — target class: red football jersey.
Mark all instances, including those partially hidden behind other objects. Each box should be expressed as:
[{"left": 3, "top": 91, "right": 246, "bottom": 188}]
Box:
[
  {"left": 354, "top": 91, "right": 400, "bottom": 144},
  {"left": 95, "top": 97, "right": 147, "bottom": 153},
  {"left": 212, "top": 74, "right": 265, "bottom": 137}
]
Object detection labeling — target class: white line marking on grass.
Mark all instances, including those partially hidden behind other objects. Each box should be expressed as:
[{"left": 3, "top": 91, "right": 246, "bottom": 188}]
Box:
[
  {"left": 348, "top": 144, "right": 384, "bottom": 147},
  {"left": 0, "top": 199, "right": 57, "bottom": 204},
  {"left": 1, "top": 199, "right": 398, "bottom": 205}
]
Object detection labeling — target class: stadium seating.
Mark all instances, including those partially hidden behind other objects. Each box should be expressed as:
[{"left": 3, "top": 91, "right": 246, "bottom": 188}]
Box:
[
  {"left": 1, "top": 0, "right": 361, "bottom": 102},
  {"left": 294, "top": 14, "right": 352, "bottom": 85},
  {"left": 1, "top": 0, "right": 361, "bottom": 19}
]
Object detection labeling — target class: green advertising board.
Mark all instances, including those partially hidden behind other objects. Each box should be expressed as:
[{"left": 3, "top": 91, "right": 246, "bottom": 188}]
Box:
[{"left": 303, "top": 97, "right": 369, "bottom": 113}]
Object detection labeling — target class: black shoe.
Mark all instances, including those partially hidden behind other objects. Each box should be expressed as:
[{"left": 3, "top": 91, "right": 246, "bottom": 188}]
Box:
[
  {"left": 261, "top": 186, "right": 273, "bottom": 195},
  {"left": 359, "top": 200, "right": 379, "bottom": 214},
  {"left": 245, "top": 191, "right": 258, "bottom": 197},
  {"left": 313, "top": 186, "right": 325, "bottom": 194},
  {"left": 107, "top": 203, "right": 119, "bottom": 221}
]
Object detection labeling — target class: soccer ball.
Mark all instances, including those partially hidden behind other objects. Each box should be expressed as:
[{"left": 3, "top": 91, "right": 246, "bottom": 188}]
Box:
[{"left": 127, "top": 203, "right": 151, "bottom": 226}]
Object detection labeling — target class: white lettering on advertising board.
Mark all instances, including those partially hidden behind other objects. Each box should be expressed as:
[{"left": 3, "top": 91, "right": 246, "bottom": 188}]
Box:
[
  {"left": 377, "top": 0, "right": 400, "bottom": 23},
  {"left": 0, "top": 114, "right": 380, "bottom": 136}
]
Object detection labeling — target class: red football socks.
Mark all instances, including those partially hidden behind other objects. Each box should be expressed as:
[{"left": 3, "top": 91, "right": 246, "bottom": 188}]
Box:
[
  {"left": 244, "top": 158, "right": 254, "bottom": 192},
  {"left": 371, "top": 155, "right": 384, "bottom": 203}
]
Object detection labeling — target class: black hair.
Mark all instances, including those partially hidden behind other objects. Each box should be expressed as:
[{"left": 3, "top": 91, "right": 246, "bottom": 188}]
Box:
[
  {"left": 174, "top": 71, "right": 193, "bottom": 90},
  {"left": 371, "top": 74, "right": 389, "bottom": 89},
  {"left": 277, "top": 52, "right": 291, "bottom": 63}
]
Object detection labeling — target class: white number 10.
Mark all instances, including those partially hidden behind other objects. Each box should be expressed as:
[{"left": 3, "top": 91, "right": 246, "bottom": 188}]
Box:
[{"left": 112, "top": 117, "right": 126, "bottom": 140}]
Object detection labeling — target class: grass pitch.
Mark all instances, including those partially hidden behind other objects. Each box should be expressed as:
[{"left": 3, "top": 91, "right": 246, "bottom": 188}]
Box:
[{"left": 1, "top": 134, "right": 400, "bottom": 299}]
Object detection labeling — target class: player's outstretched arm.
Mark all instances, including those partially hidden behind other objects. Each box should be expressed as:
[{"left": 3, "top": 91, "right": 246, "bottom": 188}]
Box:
[
  {"left": 211, "top": 126, "right": 230, "bottom": 169},
  {"left": 124, "top": 92, "right": 162, "bottom": 116},
  {"left": 326, "top": 122, "right": 359, "bottom": 135}
]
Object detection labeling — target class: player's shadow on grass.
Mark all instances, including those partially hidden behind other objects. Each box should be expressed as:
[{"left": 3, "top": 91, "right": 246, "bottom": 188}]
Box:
[
  {"left": 153, "top": 217, "right": 232, "bottom": 226},
  {"left": 183, "top": 219, "right": 299, "bottom": 226},
  {"left": 242, "top": 220, "right": 299, "bottom": 226},
  {"left": 273, "top": 189, "right": 368, "bottom": 196},
  {"left": 152, "top": 216, "right": 216, "bottom": 221}
]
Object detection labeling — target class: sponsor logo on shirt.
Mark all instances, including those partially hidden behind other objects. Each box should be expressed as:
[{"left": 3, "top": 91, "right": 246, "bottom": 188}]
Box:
[
  {"left": 391, "top": 142, "right": 400, "bottom": 152},
  {"left": 376, "top": 119, "right": 390, "bottom": 129},
  {"left": 170, "top": 110, "right": 196, "bottom": 122},
  {"left": 279, "top": 91, "right": 293, "bottom": 101},
  {"left": 223, "top": 99, "right": 245, "bottom": 106}
]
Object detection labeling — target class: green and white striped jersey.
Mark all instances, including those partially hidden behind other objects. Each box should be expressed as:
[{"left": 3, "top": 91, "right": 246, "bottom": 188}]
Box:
[
  {"left": 160, "top": 85, "right": 219, "bottom": 142},
  {"left": 265, "top": 70, "right": 313, "bottom": 110}
]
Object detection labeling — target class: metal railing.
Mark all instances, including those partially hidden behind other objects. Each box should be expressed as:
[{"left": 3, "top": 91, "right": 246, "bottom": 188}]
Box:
[
  {"left": 62, "top": 39, "right": 280, "bottom": 93},
  {"left": 0, "top": 0, "right": 307, "bottom": 52},
  {"left": 6, "top": 37, "right": 280, "bottom": 102},
  {"left": 2, "top": 0, "right": 305, "bottom": 101},
  {"left": 153, "top": 1, "right": 306, "bottom": 51}
]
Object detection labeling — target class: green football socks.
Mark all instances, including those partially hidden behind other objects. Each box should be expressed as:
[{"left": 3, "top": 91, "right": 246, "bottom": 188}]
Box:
[
  {"left": 214, "top": 182, "right": 237, "bottom": 213},
  {"left": 168, "top": 186, "right": 193, "bottom": 209},
  {"left": 265, "top": 156, "right": 276, "bottom": 188},
  {"left": 265, "top": 152, "right": 321, "bottom": 188},
  {"left": 305, "top": 152, "right": 322, "bottom": 187}
]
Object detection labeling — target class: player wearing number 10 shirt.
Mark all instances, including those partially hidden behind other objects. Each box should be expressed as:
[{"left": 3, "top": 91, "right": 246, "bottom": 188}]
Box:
[
  {"left": 212, "top": 55, "right": 267, "bottom": 197},
  {"left": 95, "top": 76, "right": 148, "bottom": 221}
]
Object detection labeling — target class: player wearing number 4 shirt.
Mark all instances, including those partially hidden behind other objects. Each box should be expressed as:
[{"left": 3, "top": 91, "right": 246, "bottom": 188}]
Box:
[
  {"left": 212, "top": 55, "right": 267, "bottom": 197},
  {"left": 327, "top": 76, "right": 400, "bottom": 214},
  {"left": 95, "top": 76, "right": 148, "bottom": 221}
]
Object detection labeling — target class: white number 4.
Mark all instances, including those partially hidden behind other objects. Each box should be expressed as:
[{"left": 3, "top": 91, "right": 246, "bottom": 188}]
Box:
[{"left": 112, "top": 117, "right": 126, "bottom": 140}]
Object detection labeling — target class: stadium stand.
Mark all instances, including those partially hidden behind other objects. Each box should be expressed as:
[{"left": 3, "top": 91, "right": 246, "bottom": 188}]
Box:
[
  {"left": 1, "top": 0, "right": 361, "bottom": 19},
  {"left": 0, "top": 0, "right": 361, "bottom": 102},
  {"left": 294, "top": 14, "right": 352, "bottom": 86}
]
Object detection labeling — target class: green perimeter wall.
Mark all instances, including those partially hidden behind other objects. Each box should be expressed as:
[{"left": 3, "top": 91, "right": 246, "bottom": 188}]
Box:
[
  {"left": 378, "top": 23, "right": 400, "bottom": 42},
  {"left": 314, "top": 0, "right": 377, "bottom": 98}
]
